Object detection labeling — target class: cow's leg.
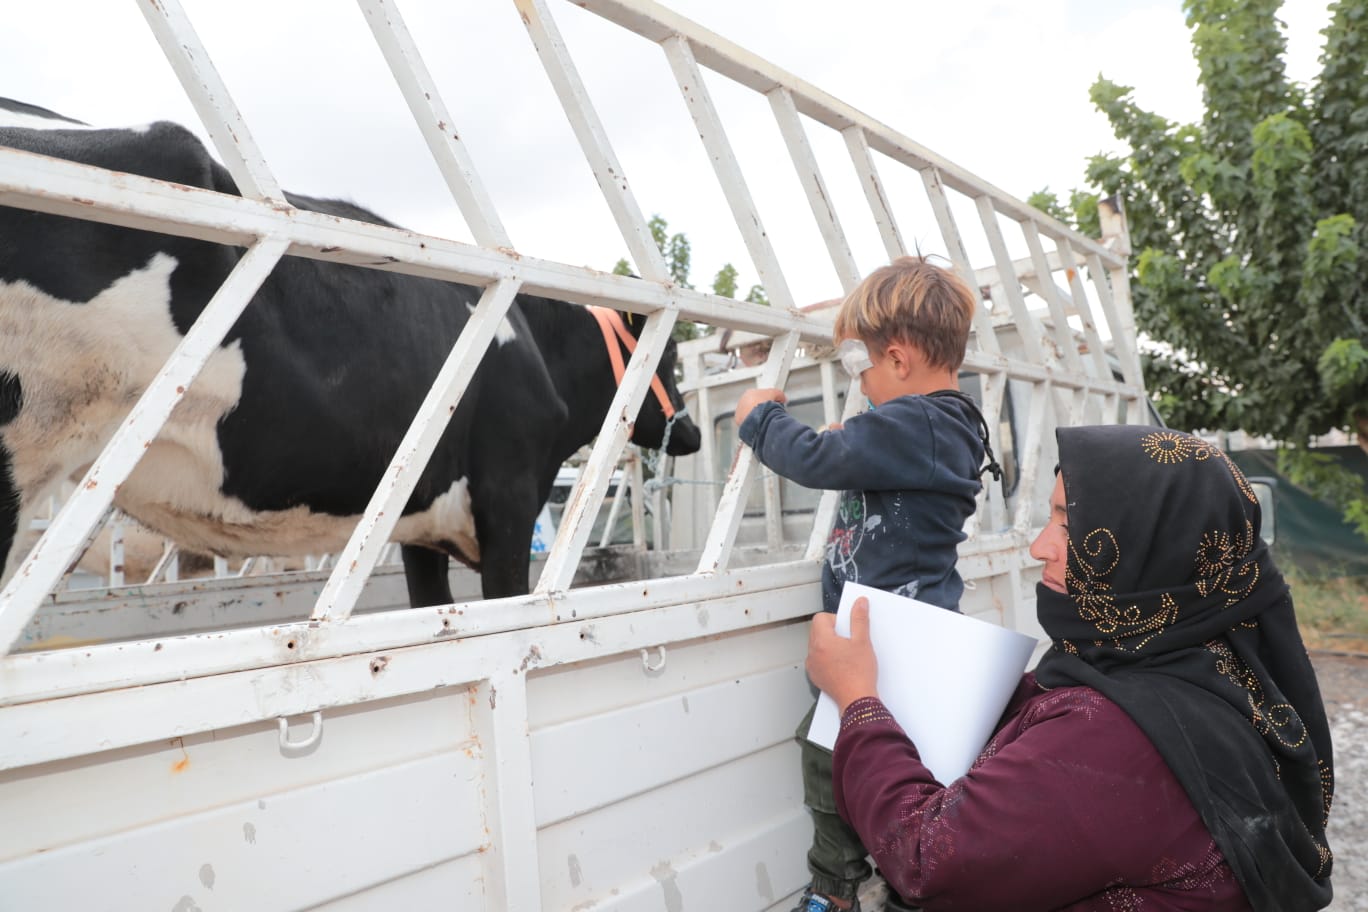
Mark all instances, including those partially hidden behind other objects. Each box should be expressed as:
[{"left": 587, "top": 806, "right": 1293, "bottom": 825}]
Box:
[
  {"left": 471, "top": 486, "right": 540, "bottom": 600},
  {"left": 401, "top": 544, "right": 454, "bottom": 607}
]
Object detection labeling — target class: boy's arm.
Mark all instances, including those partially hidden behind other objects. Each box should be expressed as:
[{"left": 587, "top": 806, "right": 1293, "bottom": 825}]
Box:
[
  {"left": 738, "top": 397, "right": 934, "bottom": 491},
  {"left": 734, "top": 387, "right": 786, "bottom": 428}
]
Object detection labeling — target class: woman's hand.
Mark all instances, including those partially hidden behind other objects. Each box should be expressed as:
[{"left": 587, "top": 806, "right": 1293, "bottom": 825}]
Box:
[
  {"left": 806, "top": 597, "right": 879, "bottom": 713},
  {"left": 734, "top": 387, "right": 786, "bottom": 427}
]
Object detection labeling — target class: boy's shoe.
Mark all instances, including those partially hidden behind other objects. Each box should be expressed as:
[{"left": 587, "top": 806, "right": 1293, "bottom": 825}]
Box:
[
  {"left": 790, "top": 886, "right": 860, "bottom": 912},
  {"left": 881, "top": 890, "right": 920, "bottom": 912}
]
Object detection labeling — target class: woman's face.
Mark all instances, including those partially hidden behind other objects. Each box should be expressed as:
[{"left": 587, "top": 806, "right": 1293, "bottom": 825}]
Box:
[{"left": 1029, "top": 474, "right": 1069, "bottom": 594}]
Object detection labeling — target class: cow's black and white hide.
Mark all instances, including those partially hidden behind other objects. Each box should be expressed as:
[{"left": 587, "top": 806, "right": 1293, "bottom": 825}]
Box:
[{"left": 0, "top": 98, "right": 701, "bottom": 606}]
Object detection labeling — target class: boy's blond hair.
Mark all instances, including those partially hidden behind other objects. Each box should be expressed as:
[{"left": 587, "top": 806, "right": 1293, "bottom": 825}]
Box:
[{"left": 832, "top": 256, "right": 976, "bottom": 372}]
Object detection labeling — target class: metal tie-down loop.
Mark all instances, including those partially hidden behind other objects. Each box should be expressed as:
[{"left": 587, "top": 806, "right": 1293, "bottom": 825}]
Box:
[
  {"left": 277, "top": 712, "right": 324, "bottom": 752},
  {"left": 640, "top": 645, "right": 667, "bottom": 673}
]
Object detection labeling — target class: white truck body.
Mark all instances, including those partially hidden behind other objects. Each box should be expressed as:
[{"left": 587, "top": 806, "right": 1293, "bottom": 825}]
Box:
[{"left": 0, "top": 2, "right": 1148, "bottom": 909}]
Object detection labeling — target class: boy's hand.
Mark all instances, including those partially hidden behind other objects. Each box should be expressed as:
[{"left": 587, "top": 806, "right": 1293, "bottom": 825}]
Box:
[
  {"left": 806, "top": 598, "right": 879, "bottom": 713},
  {"left": 735, "top": 387, "right": 786, "bottom": 427}
]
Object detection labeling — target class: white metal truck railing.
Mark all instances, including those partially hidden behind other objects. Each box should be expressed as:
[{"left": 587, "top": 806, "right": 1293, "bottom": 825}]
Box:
[
  {"left": 0, "top": 9, "right": 1147, "bottom": 907},
  {"left": 0, "top": 0, "right": 1144, "bottom": 675}
]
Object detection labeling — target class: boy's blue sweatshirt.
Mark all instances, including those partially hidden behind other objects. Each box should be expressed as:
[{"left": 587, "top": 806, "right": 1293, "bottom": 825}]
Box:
[{"left": 738, "top": 394, "right": 983, "bottom": 613}]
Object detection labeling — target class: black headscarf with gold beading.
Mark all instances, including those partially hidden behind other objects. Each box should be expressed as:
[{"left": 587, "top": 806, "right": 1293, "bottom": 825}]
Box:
[{"left": 1034, "top": 426, "right": 1334, "bottom": 911}]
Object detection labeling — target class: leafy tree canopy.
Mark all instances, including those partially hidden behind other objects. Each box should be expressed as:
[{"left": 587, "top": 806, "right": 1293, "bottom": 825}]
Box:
[
  {"left": 1037, "top": 0, "right": 1368, "bottom": 538},
  {"left": 612, "top": 214, "right": 768, "bottom": 341}
]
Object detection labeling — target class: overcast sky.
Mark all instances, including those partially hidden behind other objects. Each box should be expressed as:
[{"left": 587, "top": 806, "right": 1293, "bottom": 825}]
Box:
[{"left": 3, "top": 0, "right": 1336, "bottom": 308}]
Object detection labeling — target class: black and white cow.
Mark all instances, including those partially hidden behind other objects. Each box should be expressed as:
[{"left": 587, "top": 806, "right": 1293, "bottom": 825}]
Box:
[{"left": 0, "top": 98, "right": 701, "bottom": 606}]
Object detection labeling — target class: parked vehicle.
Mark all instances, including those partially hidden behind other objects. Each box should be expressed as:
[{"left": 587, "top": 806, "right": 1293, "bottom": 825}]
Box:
[{"left": 0, "top": 2, "right": 1151, "bottom": 909}]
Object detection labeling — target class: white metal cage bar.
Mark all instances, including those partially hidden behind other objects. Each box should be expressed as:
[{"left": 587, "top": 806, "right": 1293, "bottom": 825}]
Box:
[
  {"left": 535, "top": 308, "right": 681, "bottom": 594},
  {"left": 135, "top": 0, "right": 283, "bottom": 202},
  {"left": 844, "top": 125, "right": 906, "bottom": 262},
  {"left": 514, "top": 0, "right": 670, "bottom": 283},
  {"left": 356, "top": 0, "right": 515, "bottom": 250},
  {"left": 695, "top": 331, "right": 801, "bottom": 574},
  {"left": 769, "top": 88, "right": 862, "bottom": 296},
  {"left": 0, "top": 0, "right": 1148, "bottom": 698},
  {"left": 661, "top": 34, "right": 796, "bottom": 312}
]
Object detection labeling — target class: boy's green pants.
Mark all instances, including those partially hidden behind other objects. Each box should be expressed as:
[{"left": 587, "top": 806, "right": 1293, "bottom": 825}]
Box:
[{"left": 797, "top": 701, "right": 872, "bottom": 901}]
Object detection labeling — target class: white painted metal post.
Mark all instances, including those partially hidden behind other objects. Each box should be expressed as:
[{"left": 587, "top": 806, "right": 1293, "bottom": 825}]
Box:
[
  {"left": 630, "top": 452, "right": 647, "bottom": 550},
  {"left": 135, "top": 0, "right": 283, "bottom": 202},
  {"left": 921, "top": 168, "right": 1001, "bottom": 357},
  {"left": 471, "top": 672, "right": 543, "bottom": 911},
  {"left": 1011, "top": 381, "right": 1051, "bottom": 534},
  {"left": 696, "top": 331, "right": 801, "bottom": 574},
  {"left": 1056, "top": 239, "right": 1113, "bottom": 384},
  {"left": 535, "top": 309, "right": 680, "bottom": 595},
  {"left": 1022, "top": 222, "right": 1086, "bottom": 375},
  {"left": 769, "top": 88, "right": 862, "bottom": 294},
  {"left": 1087, "top": 252, "right": 1144, "bottom": 392},
  {"left": 108, "top": 516, "right": 126, "bottom": 589},
  {"left": 844, "top": 126, "right": 906, "bottom": 262},
  {"left": 974, "top": 198, "right": 1045, "bottom": 365},
  {"left": 661, "top": 35, "right": 797, "bottom": 311},
  {"left": 514, "top": 0, "right": 671, "bottom": 283},
  {"left": 806, "top": 378, "right": 865, "bottom": 563},
  {"left": 356, "top": 0, "right": 515, "bottom": 251}
]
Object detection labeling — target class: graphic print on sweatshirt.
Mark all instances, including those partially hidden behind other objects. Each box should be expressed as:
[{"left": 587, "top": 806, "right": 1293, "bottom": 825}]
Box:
[
  {"left": 827, "top": 491, "right": 882, "bottom": 583},
  {"left": 826, "top": 491, "right": 920, "bottom": 601}
]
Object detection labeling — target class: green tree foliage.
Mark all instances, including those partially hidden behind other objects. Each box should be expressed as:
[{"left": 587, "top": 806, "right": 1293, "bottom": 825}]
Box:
[
  {"left": 1045, "top": 0, "right": 1368, "bottom": 538},
  {"left": 612, "top": 214, "right": 769, "bottom": 341},
  {"left": 712, "top": 262, "right": 738, "bottom": 299}
]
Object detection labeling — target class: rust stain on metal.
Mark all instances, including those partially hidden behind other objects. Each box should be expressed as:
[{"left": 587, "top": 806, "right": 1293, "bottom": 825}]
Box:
[
  {"left": 488, "top": 684, "right": 497, "bottom": 710},
  {"left": 519, "top": 644, "right": 543, "bottom": 672},
  {"left": 369, "top": 656, "right": 390, "bottom": 675},
  {"left": 171, "top": 738, "right": 190, "bottom": 774}
]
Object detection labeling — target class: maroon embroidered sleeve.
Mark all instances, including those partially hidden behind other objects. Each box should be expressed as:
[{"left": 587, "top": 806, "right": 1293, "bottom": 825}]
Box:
[{"left": 831, "top": 687, "right": 1229, "bottom": 910}]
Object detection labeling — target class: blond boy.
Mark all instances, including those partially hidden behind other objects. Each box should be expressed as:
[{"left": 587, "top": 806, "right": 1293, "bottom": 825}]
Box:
[{"left": 735, "top": 256, "right": 995, "bottom": 912}]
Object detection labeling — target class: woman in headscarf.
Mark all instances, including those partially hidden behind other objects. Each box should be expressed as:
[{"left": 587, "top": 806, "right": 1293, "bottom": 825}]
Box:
[{"left": 807, "top": 425, "right": 1334, "bottom": 911}]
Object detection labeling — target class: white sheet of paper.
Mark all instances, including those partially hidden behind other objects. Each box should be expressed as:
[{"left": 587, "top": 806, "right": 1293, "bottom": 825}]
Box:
[{"left": 808, "top": 582, "right": 1038, "bottom": 784}]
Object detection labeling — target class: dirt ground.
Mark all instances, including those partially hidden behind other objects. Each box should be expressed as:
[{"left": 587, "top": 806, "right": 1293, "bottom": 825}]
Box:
[{"left": 1312, "top": 651, "right": 1368, "bottom": 911}]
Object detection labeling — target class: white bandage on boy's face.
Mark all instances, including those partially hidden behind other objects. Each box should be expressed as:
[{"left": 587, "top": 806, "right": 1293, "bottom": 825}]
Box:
[{"left": 836, "top": 338, "right": 874, "bottom": 379}]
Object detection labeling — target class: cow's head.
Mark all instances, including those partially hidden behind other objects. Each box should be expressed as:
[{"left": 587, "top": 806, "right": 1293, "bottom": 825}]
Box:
[
  {"left": 589, "top": 308, "right": 701, "bottom": 457},
  {"left": 632, "top": 327, "right": 702, "bottom": 457}
]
